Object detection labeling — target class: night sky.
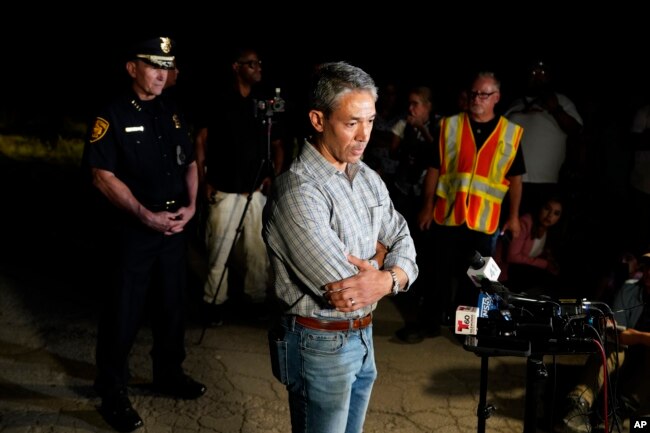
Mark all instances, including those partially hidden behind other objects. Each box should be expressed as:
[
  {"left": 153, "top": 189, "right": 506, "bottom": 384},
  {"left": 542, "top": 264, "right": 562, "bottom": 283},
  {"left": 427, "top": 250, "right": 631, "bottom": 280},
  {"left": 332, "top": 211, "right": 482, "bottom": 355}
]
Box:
[{"left": 3, "top": 10, "right": 648, "bottom": 129}]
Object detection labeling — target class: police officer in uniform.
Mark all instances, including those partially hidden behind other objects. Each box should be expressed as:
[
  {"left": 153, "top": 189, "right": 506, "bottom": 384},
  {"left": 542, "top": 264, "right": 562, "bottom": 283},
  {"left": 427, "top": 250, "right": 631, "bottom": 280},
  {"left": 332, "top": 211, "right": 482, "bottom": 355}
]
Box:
[{"left": 83, "top": 36, "right": 205, "bottom": 432}]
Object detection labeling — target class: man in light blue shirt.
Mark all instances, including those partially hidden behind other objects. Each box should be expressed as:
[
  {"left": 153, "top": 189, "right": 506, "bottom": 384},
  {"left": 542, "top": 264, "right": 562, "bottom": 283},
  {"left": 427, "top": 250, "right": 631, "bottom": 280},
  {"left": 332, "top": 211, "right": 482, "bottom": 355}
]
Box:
[{"left": 263, "top": 61, "right": 418, "bottom": 433}]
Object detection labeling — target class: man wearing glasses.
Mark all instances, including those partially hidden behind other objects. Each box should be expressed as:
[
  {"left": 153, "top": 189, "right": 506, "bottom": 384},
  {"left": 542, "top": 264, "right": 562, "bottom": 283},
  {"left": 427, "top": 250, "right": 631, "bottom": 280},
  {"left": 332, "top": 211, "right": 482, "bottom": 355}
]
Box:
[
  {"left": 195, "top": 47, "right": 284, "bottom": 325},
  {"left": 398, "top": 71, "right": 526, "bottom": 343}
]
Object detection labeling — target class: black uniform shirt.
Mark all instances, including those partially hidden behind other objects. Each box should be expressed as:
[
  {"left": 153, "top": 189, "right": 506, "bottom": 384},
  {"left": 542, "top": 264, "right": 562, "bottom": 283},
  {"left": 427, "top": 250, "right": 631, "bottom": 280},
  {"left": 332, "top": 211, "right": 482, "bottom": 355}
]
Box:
[
  {"left": 201, "top": 87, "right": 278, "bottom": 193},
  {"left": 84, "top": 91, "right": 195, "bottom": 207}
]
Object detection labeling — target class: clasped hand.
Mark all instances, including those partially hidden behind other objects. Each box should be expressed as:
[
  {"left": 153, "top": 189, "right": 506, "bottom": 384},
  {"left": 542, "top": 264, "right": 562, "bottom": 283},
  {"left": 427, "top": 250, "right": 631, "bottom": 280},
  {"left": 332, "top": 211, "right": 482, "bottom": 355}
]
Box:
[
  {"left": 324, "top": 255, "right": 391, "bottom": 312},
  {"left": 143, "top": 206, "right": 195, "bottom": 235}
]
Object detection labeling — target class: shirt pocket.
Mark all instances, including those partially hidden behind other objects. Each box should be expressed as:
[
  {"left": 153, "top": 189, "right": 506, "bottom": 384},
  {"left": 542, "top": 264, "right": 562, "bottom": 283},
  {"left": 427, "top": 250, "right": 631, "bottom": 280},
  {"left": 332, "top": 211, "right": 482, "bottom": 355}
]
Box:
[{"left": 121, "top": 129, "right": 145, "bottom": 170}]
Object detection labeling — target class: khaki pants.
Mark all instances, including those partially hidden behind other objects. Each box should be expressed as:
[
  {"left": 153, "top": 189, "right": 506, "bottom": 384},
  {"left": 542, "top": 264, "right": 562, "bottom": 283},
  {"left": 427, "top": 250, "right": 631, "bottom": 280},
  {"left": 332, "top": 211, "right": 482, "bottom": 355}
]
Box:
[
  {"left": 568, "top": 345, "right": 650, "bottom": 410},
  {"left": 203, "top": 191, "right": 270, "bottom": 305}
]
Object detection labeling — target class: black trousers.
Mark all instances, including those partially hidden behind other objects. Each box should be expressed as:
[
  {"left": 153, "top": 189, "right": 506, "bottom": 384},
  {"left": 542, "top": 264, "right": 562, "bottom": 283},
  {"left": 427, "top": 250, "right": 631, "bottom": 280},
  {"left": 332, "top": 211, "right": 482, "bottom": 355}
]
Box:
[
  {"left": 418, "top": 224, "right": 493, "bottom": 329},
  {"left": 95, "top": 222, "right": 187, "bottom": 394}
]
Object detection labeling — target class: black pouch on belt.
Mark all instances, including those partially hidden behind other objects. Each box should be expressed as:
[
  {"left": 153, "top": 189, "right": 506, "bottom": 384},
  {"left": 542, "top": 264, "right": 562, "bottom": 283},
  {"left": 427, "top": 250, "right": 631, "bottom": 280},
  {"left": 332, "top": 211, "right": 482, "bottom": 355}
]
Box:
[{"left": 268, "top": 323, "right": 288, "bottom": 385}]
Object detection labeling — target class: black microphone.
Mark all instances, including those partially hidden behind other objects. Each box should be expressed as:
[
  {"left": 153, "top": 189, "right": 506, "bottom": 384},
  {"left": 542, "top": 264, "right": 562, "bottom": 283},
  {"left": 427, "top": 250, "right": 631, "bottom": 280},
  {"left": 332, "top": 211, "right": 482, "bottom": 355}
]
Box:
[
  {"left": 468, "top": 250, "right": 485, "bottom": 269},
  {"left": 466, "top": 251, "right": 501, "bottom": 287}
]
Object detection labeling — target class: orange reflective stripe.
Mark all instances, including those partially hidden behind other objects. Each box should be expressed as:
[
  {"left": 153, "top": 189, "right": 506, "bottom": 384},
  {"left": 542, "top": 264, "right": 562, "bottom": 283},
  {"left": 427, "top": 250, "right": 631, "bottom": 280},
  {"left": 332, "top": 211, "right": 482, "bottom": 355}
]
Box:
[
  {"left": 458, "top": 117, "right": 476, "bottom": 174},
  {"left": 434, "top": 114, "right": 522, "bottom": 233},
  {"left": 454, "top": 191, "right": 468, "bottom": 224},
  {"left": 434, "top": 197, "right": 447, "bottom": 223}
]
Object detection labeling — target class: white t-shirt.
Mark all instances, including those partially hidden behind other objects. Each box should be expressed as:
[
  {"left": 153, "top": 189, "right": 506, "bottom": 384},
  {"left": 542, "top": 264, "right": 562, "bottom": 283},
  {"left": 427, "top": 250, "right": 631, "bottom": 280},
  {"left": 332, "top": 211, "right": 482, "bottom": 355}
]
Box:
[
  {"left": 506, "top": 93, "right": 582, "bottom": 184},
  {"left": 390, "top": 118, "right": 407, "bottom": 139},
  {"left": 529, "top": 234, "right": 546, "bottom": 258}
]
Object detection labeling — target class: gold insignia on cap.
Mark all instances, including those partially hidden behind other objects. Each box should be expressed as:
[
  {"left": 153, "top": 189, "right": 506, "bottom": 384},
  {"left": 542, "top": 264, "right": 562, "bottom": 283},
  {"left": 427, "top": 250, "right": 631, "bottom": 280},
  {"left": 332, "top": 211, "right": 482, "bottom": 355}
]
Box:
[
  {"left": 172, "top": 114, "right": 181, "bottom": 129},
  {"left": 90, "top": 117, "right": 109, "bottom": 143},
  {"left": 160, "top": 37, "right": 172, "bottom": 54}
]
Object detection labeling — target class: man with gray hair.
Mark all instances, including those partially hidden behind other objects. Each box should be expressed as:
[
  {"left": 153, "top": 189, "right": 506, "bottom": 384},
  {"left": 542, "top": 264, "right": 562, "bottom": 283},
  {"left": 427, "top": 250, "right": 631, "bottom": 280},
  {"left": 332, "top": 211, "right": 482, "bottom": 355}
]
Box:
[
  {"left": 263, "top": 62, "right": 418, "bottom": 433},
  {"left": 84, "top": 36, "right": 205, "bottom": 432},
  {"left": 406, "top": 71, "right": 526, "bottom": 344}
]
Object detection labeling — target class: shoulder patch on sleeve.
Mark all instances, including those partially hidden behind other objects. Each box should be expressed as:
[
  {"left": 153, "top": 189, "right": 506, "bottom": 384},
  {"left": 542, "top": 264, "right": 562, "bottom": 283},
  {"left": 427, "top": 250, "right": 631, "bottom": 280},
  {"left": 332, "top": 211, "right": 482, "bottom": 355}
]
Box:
[{"left": 90, "top": 117, "right": 110, "bottom": 143}]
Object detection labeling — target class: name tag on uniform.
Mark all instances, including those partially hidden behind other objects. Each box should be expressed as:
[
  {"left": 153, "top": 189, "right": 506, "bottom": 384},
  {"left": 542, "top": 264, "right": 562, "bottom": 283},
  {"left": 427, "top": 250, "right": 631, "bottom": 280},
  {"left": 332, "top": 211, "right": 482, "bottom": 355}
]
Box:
[{"left": 125, "top": 126, "right": 145, "bottom": 133}]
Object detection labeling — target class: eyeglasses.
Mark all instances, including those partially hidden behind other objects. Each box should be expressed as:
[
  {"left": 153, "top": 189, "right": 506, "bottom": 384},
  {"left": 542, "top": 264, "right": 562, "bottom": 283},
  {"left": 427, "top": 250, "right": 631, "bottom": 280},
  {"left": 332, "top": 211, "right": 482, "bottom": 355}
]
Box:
[
  {"left": 469, "top": 91, "right": 498, "bottom": 100},
  {"left": 238, "top": 60, "right": 262, "bottom": 69}
]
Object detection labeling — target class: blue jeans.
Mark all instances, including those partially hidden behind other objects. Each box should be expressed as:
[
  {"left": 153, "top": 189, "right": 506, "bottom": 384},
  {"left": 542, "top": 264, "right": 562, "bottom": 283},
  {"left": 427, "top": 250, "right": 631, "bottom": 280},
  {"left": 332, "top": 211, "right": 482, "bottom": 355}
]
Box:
[{"left": 272, "top": 316, "right": 377, "bottom": 433}]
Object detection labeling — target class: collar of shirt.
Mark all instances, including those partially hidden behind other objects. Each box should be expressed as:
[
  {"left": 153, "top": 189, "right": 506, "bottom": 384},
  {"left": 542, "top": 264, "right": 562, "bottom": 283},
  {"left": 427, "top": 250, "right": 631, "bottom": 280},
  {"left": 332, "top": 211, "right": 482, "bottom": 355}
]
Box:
[
  {"left": 299, "top": 140, "right": 363, "bottom": 183},
  {"left": 126, "top": 90, "right": 161, "bottom": 115}
]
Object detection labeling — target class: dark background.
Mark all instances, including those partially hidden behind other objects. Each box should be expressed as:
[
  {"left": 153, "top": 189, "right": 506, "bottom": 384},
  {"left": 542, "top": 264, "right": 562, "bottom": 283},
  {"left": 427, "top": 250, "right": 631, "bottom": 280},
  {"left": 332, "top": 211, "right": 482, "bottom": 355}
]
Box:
[
  {"left": 0, "top": 9, "right": 647, "bottom": 311},
  {"left": 3, "top": 11, "right": 649, "bottom": 130}
]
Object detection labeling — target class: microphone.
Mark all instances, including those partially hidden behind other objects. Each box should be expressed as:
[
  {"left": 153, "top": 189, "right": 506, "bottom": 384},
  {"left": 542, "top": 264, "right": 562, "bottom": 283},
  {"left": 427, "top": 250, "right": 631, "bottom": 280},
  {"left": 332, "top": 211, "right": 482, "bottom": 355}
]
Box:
[
  {"left": 478, "top": 280, "right": 513, "bottom": 321},
  {"left": 455, "top": 296, "right": 512, "bottom": 335},
  {"left": 456, "top": 252, "right": 511, "bottom": 335},
  {"left": 466, "top": 251, "right": 501, "bottom": 287},
  {"left": 477, "top": 291, "right": 497, "bottom": 318},
  {"left": 455, "top": 305, "right": 478, "bottom": 335}
]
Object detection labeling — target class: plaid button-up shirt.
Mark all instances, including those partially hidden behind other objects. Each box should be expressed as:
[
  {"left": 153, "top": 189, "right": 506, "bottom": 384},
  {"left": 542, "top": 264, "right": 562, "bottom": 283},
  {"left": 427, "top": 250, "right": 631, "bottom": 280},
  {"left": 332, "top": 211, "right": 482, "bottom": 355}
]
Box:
[{"left": 263, "top": 141, "right": 418, "bottom": 319}]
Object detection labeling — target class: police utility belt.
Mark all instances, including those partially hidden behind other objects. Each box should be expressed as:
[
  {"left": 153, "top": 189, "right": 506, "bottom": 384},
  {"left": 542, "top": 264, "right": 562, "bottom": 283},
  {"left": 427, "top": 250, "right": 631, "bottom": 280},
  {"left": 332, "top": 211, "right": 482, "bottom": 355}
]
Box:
[{"left": 146, "top": 199, "right": 183, "bottom": 213}]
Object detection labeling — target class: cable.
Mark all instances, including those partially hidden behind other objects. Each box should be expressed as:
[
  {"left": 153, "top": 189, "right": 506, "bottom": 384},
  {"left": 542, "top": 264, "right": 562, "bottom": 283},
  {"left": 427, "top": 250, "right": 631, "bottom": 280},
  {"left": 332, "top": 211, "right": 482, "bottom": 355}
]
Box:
[
  {"left": 605, "top": 321, "right": 624, "bottom": 433},
  {"left": 585, "top": 315, "right": 625, "bottom": 432},
  {"left": 549, "top": 353, "right": 559, "bottom": 431},
  {"left": 592, "top": 338, "right": 608, "bottom": 433},
  {"left": 582, "top": 300, "right": 614, "bottom": 315}
]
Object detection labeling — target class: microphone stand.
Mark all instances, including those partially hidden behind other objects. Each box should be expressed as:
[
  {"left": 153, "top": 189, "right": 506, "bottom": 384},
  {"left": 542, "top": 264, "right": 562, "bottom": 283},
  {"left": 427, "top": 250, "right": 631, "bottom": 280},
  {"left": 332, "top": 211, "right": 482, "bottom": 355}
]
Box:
[{"left": 197, "top": 108, "right": 276, "bottom": 345}]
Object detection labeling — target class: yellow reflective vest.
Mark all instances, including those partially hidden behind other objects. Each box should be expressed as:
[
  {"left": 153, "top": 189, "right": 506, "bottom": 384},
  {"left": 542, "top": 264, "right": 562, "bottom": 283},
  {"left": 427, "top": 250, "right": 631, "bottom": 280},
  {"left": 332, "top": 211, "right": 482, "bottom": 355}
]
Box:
[{"left": 433, "top": 113, "right": 523, "bottom": 234}]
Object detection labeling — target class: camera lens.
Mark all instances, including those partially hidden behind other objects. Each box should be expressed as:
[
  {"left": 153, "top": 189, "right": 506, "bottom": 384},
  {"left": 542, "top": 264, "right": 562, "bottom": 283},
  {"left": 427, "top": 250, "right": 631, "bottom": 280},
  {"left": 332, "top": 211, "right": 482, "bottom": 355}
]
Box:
[{"left": 272, "top": 100, "right": 285, "bottom": 112}]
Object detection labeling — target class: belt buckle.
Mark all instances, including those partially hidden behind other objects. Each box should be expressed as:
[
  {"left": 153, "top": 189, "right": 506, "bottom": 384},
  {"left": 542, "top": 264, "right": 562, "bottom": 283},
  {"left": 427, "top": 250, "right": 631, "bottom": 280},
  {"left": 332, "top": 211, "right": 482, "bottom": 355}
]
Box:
[
  {"left": 164, "top": 200, "right": 179, "bottom": 211},
  {"left": 352, "top": 314, "right": 369, "bottom": 329}
]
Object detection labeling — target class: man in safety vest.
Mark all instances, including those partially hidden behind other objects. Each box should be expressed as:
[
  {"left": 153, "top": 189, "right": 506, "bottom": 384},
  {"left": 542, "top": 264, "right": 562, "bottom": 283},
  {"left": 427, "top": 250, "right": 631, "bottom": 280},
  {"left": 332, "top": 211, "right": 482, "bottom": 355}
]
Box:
[{"left": 396, "top": 71, "right": 526, "bottom": 344}]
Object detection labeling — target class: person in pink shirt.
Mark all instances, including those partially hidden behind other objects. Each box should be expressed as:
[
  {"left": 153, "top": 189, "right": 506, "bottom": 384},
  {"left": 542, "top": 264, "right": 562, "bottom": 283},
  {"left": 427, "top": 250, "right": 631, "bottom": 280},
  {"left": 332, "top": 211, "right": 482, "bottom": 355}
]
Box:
[{"left": 497, "top": 195, "right": 563, "bottom": 296}]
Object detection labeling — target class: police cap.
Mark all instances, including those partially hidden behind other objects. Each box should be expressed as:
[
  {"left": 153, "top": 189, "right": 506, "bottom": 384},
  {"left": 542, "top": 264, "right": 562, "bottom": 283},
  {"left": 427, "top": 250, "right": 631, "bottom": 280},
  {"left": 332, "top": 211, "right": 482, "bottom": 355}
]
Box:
[{"left": 130, "top": 36, "right": 176, "bottom": 70}]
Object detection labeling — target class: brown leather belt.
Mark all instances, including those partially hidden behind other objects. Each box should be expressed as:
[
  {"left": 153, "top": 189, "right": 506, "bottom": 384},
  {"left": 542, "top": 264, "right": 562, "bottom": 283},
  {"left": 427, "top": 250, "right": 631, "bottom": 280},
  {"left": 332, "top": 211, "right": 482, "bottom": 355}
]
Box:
[{"left": 295, "top": 314, "right": 372, "bottom": 331}]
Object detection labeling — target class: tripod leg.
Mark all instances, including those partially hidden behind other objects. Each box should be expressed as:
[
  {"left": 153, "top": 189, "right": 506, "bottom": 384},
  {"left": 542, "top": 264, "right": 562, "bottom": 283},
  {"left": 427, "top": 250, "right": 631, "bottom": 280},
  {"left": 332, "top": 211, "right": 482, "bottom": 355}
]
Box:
[
  {"left": 198, "top": 158, "right": 270, "bottom": 345},
  {"left": 198, "top": 113, "right": 277, "bottom": 344},
  {"left": 197, "top": 192, "right": 254, "bottom": 344},
  {"left": 524, "top": 355, "right": 547, "bottom": 433},
  {"left": 476, "top": 356, "right": 492, "bottom": 433}
]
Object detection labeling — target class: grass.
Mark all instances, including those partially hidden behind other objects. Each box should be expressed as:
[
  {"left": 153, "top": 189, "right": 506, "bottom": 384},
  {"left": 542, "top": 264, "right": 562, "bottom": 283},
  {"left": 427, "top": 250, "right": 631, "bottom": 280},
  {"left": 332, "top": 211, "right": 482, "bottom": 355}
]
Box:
[{"left": 0, "top": 135, "right": 84, "bottom": 165}]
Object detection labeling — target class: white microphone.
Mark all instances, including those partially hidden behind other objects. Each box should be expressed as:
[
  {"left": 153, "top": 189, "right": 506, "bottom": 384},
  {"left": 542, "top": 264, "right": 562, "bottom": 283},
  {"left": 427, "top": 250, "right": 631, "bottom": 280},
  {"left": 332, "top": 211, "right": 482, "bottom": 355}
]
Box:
[
  {"left": 455, "top": 305, "right": 479, "bottom": 335},
  {"left": 466, "top": 251, "right": 501, "bottom": 287},
  {"left": 456, "top": 252, "right": 505, "bottom": 335}
]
